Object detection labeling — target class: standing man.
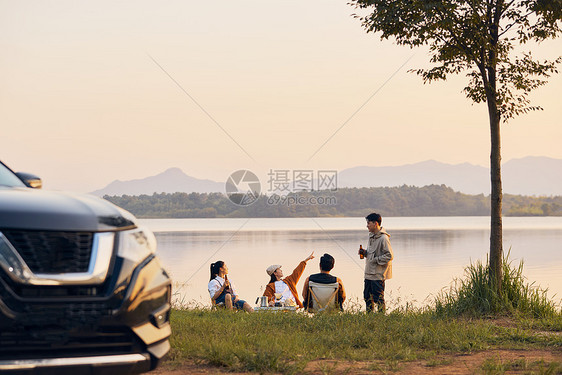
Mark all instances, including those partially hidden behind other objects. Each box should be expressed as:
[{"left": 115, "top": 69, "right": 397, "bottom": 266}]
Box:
[{"left": 359, "top": 213, "right": 393, "bottom": 312}]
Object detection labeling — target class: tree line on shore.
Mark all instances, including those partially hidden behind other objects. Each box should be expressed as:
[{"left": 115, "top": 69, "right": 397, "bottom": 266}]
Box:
[{"left": 104, "top": 185, "right": 562, "bottom": 218}]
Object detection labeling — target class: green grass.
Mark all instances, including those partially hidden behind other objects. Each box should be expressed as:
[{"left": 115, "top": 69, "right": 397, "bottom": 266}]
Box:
[
  {"left": 168, "top": 308, "right": 561, "bottom": 373},
  {"left": 167, "top": 255, "right": 561, "bottom": 373},
  {"left": 434, "top": 253, "right": 559, "bottom": 318},
  {"left": 480, "top": 357, "right": 561, "bottom": 374},
  {"left": 518, "top": 315, "right": 562, "bottom": 332}
]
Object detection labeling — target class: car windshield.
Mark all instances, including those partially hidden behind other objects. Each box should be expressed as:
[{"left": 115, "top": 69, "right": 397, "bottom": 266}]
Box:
[{"left": 0, "top": 162, "right": 25, "bottom": 187}]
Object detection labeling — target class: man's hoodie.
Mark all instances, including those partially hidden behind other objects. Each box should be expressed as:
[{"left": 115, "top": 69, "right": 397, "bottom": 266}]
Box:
[{"left": 364, "top": 228, "right": 393, "bottom": 281}]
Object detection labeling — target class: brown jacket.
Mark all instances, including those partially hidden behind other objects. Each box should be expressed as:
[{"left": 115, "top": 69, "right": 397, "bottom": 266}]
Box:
[{"left": 263, "top": 261, "right": 307, "bottom": 308}]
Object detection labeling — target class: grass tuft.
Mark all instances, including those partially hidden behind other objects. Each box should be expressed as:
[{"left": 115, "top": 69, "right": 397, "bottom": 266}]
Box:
[
  {"left": 480, "top": 357, "right": 561, "bottom": 375},
  {"left": 434, "top": 252, "right": 559, "bottom": 318}
]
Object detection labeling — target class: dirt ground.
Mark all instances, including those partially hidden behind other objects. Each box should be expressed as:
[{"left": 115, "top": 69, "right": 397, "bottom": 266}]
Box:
[{"left": 153, "top": 349, "right": 562, "bottom": 374}]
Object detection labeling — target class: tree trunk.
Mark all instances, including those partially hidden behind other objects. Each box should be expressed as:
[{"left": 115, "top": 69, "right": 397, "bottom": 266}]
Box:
[
  {"left": 487, "top": 4, "right": 503, "bottom": 295},
  {"left": 488, "top": 98, "right": 503, "bottom": 294}
]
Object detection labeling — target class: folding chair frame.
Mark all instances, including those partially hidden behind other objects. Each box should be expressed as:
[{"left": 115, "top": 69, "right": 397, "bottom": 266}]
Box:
[
  {"left": 307, "top": 283, "right": 339, "bottom": 313},
  {"left": 211, "top": 298, "right": 225, "bottom": 309}
]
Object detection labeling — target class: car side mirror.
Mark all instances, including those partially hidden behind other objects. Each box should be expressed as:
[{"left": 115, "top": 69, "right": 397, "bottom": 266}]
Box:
[{"left": 15, "top": 172, "right": 42, "bottom": 189}]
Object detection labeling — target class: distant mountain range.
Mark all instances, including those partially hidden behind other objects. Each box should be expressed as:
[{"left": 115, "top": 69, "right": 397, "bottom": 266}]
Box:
[
  {"left": 338, "top": 160, "right": 489, "bottom": 195},
  {"left": 90, "top": 167, "right": 224, "bottom": 196},
  {"left": 91, "top": 156, "right": 562, "bottom": 197},
  {"left": 338, "top": 156, "right": 562, "bottom": 196}
]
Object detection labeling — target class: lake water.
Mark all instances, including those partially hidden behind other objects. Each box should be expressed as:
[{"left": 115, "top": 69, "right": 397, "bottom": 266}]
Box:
[{"left": 141, "top": 217, "right": 562, "bottom": 310}]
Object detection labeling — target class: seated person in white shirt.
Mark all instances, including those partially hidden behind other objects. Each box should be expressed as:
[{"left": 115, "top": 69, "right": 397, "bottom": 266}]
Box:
[{"left": 208, "top": 261, "right": 253, "bottom": 312}]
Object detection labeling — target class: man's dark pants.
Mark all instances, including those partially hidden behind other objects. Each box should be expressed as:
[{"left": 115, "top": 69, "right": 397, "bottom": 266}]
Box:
[{"left": 364, "top": 279, "right": 385, "bottom": 312}]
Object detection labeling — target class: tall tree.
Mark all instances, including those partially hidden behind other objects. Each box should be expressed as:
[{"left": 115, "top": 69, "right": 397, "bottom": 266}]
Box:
[{"left": 349, "top": 0, "right": 561, "bottom": 291}]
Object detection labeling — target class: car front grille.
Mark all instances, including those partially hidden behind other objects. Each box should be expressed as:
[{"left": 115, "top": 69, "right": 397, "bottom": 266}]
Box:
[
  {"left": 0, "top": 229, "right": 93, "bottom": 273},
  {"left": 0, "top": 276, "right": 137, "bottom": 360}
]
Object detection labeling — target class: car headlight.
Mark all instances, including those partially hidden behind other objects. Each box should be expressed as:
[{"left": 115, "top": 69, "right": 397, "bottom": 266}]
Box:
[{"left": 117, "top": 227, "right": 157, "bottom": 265}]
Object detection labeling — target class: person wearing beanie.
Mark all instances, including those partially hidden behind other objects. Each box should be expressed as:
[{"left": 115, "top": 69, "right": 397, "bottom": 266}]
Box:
[{"left": 263, "top": 252, "right": 314, "bottom": 308}]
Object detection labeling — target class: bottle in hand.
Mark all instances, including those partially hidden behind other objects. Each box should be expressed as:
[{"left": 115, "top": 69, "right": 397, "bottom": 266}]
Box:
[
  {"left": 224, "top": 275, "right": 231, "bottom": 293},
  {"left": 359, "top": 244, "right": 364, "bottom": 259}
]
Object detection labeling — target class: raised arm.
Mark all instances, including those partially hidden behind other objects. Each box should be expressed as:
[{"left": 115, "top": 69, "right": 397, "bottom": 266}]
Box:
[
  {"left": 303, "top": 252, "right": 315, "bottom": 262},
  {"left": 285, "top": 252, "right": 315, "bottom": 286}
]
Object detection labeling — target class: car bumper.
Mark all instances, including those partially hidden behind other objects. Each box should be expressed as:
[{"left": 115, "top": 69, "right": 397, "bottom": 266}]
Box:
[
  {"left": 0, "top": 353, "right": 152, "bottom": 375},
  {"left": 0, "top": 256, "right": 172, "bottom": 374}
]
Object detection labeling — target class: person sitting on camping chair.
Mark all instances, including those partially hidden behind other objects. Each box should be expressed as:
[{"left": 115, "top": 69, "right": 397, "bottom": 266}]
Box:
[
  {"left": 302, "top": 253, "right": 346, "bottom": 312},
  {"left": 208, "top": 261, "right": 253, "bottom": 312}
]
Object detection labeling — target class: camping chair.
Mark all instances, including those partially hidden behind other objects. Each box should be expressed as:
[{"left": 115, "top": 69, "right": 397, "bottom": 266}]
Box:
[
  {"left": 211, "top": 298, "right": 225, "bottom": 310},
  {"left": 306, "top": 281, "right": 339, "bottom": 313}
]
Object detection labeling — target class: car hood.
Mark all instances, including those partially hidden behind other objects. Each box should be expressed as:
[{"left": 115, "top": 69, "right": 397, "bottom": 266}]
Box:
[{"left": 0, "top": 187, "right": 137, "bottom": 232}]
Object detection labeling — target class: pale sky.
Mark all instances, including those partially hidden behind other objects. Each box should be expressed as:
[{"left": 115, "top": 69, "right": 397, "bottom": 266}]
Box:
[{"left": 2, "top": 0, "right": 561, "bottom": 192}]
